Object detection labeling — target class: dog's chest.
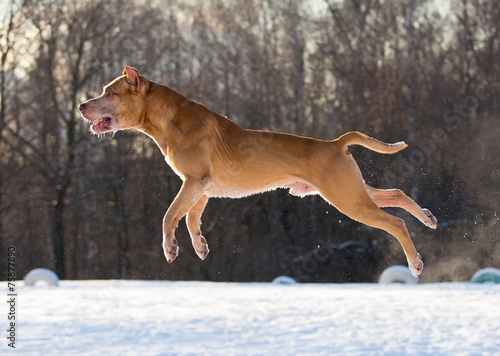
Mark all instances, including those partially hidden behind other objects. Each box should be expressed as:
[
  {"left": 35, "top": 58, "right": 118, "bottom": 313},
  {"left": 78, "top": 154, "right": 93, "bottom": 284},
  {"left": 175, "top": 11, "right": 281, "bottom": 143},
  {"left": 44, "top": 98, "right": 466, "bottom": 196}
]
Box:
[{"left": 165, "top": 156, "right": 185, "bottom": 180}]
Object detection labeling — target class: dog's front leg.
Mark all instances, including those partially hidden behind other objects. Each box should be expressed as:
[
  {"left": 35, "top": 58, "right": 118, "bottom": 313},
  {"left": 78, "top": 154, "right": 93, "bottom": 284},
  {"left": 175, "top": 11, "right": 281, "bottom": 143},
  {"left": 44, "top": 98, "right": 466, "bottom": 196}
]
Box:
[
  {"left": 186, "top": 195, "right": 210, "bottom": 260},
  {"left": 162, "top": 178, "right": 206, "bottom": 263}
]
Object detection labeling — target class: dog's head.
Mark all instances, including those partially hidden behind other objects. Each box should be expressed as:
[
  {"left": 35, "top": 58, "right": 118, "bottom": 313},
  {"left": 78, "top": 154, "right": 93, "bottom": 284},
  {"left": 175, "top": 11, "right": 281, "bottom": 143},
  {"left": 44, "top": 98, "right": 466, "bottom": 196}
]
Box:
[{"left": 79, "top": 66, "right": 147, "bottom": 135}]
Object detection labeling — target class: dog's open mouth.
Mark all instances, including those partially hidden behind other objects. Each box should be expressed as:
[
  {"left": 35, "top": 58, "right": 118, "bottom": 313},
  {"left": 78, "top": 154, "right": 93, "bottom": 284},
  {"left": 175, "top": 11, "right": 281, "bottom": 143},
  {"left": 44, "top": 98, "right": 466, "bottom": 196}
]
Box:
[{"left": 86, "top": 117, "right": 113, "bottom": 134}]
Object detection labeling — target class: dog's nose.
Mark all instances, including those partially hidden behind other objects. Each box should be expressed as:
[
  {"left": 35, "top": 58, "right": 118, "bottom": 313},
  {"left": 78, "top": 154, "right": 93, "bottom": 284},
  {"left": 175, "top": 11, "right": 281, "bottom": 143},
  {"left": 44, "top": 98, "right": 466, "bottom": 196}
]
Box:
[{"left": 79, "top": 102, "right": 87, "bottom": 112}]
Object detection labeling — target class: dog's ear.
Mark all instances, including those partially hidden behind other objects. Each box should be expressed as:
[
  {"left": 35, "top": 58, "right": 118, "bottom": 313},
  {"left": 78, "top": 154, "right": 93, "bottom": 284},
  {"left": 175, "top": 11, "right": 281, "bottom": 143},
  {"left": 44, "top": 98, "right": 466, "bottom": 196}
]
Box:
[{"left": 123, "top": 66, "right": 145, "bottom": 93}]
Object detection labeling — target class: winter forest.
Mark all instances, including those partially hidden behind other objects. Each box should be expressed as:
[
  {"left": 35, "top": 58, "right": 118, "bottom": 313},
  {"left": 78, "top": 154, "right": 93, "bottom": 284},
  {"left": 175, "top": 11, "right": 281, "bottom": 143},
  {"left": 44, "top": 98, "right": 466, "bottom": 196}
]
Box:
[{"left": 0, "top": 0, "right": 498, "bottom": 283}]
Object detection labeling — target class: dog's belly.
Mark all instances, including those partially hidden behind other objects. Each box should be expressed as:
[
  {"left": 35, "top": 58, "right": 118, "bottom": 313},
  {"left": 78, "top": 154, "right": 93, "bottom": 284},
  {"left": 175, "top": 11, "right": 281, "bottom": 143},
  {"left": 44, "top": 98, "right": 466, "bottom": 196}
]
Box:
[
  {"left": 205, "top": 179, "right": 318, "bottom": 199},
  {"left": 205, "top": 182, "right": 280, "bottom": 198}
]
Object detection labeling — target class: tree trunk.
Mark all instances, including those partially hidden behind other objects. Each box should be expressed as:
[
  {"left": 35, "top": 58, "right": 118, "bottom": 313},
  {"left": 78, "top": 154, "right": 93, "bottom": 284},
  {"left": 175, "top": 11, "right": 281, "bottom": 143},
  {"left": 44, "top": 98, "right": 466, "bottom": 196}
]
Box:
[
  {"left": 0, "top": 0, "right": 15, "bottom": 281},
  {"left": 52, "top": 191, "right": 66, "bottom": 279},
  {"left": 406, "top": 0, "right": 418, "bottom": 200},
  {"left": 114, "top": 136, "right": 131, "bottom": 278}
]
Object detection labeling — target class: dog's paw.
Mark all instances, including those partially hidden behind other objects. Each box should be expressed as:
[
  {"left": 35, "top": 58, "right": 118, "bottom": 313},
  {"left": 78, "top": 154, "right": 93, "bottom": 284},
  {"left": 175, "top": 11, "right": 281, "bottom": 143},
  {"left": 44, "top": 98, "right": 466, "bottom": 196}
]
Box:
[
  {"left": 196, "top": 245, "right": 210, "bottom": 260},
  {"left": 193, "top": 236, "right": 209, "bottom": 260},
  {"left": 422, "top": 208, "right": 438, "bottom": 229},
  {"left": 163, "top": 238, "right": 179, "bottom": 263},
  {"left": 408, "top": 253, "right": 424, "bottom": 277}
]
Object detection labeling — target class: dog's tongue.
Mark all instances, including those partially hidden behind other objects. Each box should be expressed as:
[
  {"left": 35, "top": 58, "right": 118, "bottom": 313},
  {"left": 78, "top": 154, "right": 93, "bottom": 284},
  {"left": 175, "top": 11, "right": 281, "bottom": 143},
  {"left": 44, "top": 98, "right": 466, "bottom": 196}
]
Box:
[{"left": 91, "top": 120, "right": 108, "bottom": 134}]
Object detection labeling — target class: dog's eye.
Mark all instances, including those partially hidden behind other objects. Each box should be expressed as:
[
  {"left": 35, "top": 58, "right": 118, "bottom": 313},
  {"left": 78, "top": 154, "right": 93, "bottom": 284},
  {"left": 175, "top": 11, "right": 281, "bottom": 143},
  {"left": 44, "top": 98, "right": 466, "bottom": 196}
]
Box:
[{"left": 105, "top": 89, "right": 112, "bottom": 98}]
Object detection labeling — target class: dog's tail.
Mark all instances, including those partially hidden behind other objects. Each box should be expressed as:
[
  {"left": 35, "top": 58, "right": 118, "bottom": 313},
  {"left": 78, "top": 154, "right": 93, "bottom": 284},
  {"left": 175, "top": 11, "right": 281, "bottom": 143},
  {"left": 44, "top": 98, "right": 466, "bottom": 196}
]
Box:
[{"left": 336, "top": 131, "right": 407, "bottom": 154}]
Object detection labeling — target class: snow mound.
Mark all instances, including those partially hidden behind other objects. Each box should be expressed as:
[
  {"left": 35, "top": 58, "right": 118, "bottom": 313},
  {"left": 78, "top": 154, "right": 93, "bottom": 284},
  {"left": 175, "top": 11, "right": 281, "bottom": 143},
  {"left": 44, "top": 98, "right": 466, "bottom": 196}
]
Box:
[
  {"left": 378, "top": 265, "right": 418, "bottom": 284},
  {"left": 471, "top": 267, "right": 500, "bottom": 284},
  {"left": 272, "top": 276, "right": 298, "bottom": 285},
  {"left": 24, "top": 268, "right": 59, "bottom": 286}
]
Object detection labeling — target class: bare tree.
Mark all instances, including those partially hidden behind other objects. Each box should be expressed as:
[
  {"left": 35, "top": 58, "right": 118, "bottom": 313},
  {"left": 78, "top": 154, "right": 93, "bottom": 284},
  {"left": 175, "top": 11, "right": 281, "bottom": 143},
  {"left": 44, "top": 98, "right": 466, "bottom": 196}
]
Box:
[
  {"left": 0, "top": 0, "right": 19, "bottom": 279},
  {"left": 4, "top": 0, "right": 168, "bottom": 278}
]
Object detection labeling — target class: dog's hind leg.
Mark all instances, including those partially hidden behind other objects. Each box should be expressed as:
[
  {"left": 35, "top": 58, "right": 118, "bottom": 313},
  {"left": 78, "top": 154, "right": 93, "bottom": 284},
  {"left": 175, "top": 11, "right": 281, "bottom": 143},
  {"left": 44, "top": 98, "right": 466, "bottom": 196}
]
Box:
[
  {"left": 162, "top": 178, "right": 206, "bottom": 263},
  {"left": 314, "top": 162, "right": 423, "bottom": 276},
  {"left": 186, "top": 195, "right": 210, "bottom": 260},
  {"left": 365, "top": 184, "right": 437, "bottom": 229},
  {"left": 325, "top": 191, "right": 424, "bottom": 276}
]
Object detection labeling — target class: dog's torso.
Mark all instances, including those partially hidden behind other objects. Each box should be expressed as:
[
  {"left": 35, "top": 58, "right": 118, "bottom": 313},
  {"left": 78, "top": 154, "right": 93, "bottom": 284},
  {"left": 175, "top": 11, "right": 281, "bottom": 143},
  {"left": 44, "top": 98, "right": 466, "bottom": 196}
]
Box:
[{"left": 140, "top": 86, "right": 339, "bottom": 199}]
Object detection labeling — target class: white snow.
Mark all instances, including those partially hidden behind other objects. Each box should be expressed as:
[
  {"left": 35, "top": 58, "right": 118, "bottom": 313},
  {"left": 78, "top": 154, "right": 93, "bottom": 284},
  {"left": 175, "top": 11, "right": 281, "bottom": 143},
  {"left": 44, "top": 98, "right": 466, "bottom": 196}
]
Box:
[{"left": 2, "top": 280, "right": 500, "bottom": 355}]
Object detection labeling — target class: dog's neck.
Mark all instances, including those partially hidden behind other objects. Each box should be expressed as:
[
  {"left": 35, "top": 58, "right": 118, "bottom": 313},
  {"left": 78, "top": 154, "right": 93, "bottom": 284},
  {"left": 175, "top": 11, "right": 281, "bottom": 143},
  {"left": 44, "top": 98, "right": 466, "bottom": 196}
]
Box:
[{"left": 135, "top": 81, "right": 215, "bottom": 158}]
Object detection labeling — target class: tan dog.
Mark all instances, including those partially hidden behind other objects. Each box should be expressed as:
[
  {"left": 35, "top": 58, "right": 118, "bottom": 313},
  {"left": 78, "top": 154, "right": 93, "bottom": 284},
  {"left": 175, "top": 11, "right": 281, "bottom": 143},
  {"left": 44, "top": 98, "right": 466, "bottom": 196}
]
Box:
[{"left": 79, "top": 66, "right": 437, "bottom": 277}]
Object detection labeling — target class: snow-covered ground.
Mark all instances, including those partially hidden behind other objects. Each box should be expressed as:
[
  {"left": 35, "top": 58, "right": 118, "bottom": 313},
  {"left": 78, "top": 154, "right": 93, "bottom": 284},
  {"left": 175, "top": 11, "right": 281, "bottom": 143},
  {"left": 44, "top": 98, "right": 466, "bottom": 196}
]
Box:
[{"left": 2, "top": 280, "right": 499, "bottom": 355}]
